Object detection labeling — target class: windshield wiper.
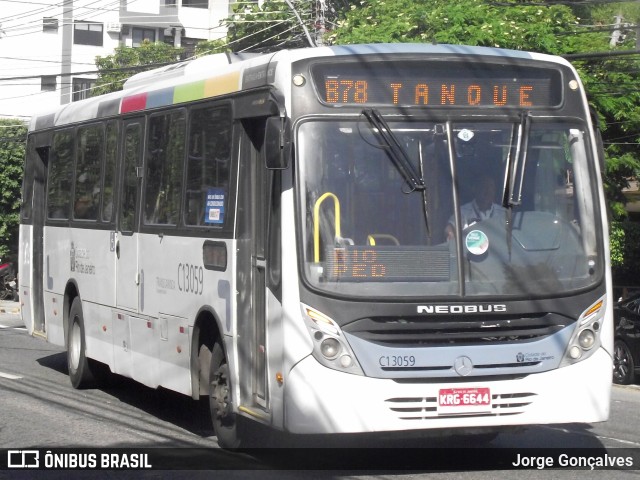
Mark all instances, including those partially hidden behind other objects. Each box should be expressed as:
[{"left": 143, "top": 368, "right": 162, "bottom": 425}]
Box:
[
  {"left": 502, "top": 112, "right": 532, "bottom": 258},
  {"left": 361, "top": 108, "right": 430, "bottom": 236},
  {"left": 362, "top": 109, "right": 425, "bottom": 192},
  {"left": 503, "top": 111, "right": 531, "bottom": 209}
]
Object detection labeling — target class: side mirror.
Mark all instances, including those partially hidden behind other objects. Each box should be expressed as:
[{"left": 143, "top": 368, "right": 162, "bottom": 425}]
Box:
[{"left": 265, "top": 116, "right": 291, "bottom": 170}]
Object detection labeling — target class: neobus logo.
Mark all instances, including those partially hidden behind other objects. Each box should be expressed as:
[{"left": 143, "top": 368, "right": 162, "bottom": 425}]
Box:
[{"left": 417, "top": 304, "right": 507, "bottom": 314}]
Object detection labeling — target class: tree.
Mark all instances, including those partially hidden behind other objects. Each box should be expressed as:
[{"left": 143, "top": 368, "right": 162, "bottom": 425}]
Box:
[
  {"left": 569, "top": 3, "right": 640, "bottom": 220},
  {"left": 93, "top": 41, "right": 184, "bottom": 95},
  {"left": 223, "top": 0, "right": 316, "bottom": 52},
  {"left": 0, "top": 119, "right": 27, "bottom": 260},
  {"left": 329, "top": 0, "right": 579, "bottom": 52}
]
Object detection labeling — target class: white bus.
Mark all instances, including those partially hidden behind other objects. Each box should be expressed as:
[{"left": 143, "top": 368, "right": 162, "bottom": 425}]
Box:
[{"left": 20, "top": 43, "right": 612, "bottom": 448}]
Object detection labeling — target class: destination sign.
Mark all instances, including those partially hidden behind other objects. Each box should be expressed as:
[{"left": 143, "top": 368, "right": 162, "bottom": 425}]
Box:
[
  {"left": 323, "top": 246, "right": 450, "bottom": 282},
  {"left": 312, "top": 60, "right": 562, "bottom": 108}
]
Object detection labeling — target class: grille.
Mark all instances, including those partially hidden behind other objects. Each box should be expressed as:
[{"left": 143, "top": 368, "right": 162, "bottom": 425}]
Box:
[
  {"left": 343, "top": 313, "right": 570, "bottom": 347},
  {"left": 386, "top": 392, "right": 536, "bottom": 420}
]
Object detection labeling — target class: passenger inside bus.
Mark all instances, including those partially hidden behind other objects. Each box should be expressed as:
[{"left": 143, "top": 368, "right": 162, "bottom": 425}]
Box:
[{"left": 74, "top": 182, "right": 99, "bottom": 220}]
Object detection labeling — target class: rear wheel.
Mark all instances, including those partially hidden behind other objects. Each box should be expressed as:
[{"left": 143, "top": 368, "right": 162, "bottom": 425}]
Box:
[
  {"left": 613, "top": 339, "right": 635, "bottom": 385},
  {"left": 209, "top": 342, "right": 241, "bottom": 449}
]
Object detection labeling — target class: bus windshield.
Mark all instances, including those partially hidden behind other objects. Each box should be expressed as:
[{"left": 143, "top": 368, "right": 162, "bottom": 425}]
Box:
[{"left": 298, "top": 118, "right": 602, "bottom": 298}]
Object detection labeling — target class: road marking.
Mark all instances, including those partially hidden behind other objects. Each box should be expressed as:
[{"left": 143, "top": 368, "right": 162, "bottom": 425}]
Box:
[
  {"left": 0, "top": 371, "right": 22, "bottom": 380},
  {"left": 542, "top": 425, "right": 640, "bottom": 448},
  {"left": 0, "top": 324, "right": 27, "bottom": 331},
  {"left": 594, "top": 434, "right": 640, "bottom": 447}
]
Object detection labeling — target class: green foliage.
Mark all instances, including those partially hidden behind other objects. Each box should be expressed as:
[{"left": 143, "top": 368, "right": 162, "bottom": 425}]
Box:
[
  {"left": 572, "top": 4, "right": 640, "bottom": 220},
  {"left": 0, "top": 119, "right": 27, "bottom": 260},
  {"left": 93, "top": 41, "right": 184, "bottom": 95},
  {"left": 610, "top": 221, "right": 640, "bottom": 284},
  {"left": 194, "top": 38, "right": 229, "bottom": 57},
  {"left": 330, "top": 0, "right": 578, "bottom": 52},
  {"left": 223, "top": 0, "right": 316, "bottom": 52}
]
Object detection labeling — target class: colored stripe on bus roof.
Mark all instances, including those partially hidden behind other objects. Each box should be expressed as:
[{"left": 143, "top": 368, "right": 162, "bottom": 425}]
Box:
[
  {"left": 147, "top": 87, "right": 174, "bottom": 109},
  {"left": 119, "top": 71, "right": 242, "bottom": 114},
  {"left": 174, "top": 80, "right": 205, "bottom": 104},
  {"left": 121, "top": 92, "right": 148, "bottom": 113}
]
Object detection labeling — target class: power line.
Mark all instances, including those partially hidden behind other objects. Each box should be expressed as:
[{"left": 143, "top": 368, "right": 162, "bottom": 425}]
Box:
[
  {"left": 0, "top": 60, "right": 180, "bottom": 82},
  {"left": 1, "top": 0, "right": 121, "bottom": 32},
  {"left": 564, "top": 49, "right": 640, "bottom": 60},
  {"left": 490, "top": 0, "right": 638, "bottom": 6}
]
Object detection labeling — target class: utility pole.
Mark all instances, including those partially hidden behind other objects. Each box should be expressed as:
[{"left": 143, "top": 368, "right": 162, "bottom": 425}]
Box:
[
  {"left": 610, "top": 14, "right": 623, "bottom": 47},
  {"left": 61, "top": 0, "right": 73, "bottom": 105},
  {"left": 315, "top": 0, "right": 327, "bottom": 46}
]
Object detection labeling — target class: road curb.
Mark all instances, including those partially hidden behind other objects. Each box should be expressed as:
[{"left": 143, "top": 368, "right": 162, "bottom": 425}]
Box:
[{"left": 613, "top": 383, "right": 640, "bottom": 391}]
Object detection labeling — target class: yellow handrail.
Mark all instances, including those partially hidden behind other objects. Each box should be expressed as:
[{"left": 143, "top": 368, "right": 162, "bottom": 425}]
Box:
[
  {"left": 367, "top": 234, "right": 400, "bottom": 246},
  {"left": 313, "top": 192, "right": 341, "bottom": 263}
]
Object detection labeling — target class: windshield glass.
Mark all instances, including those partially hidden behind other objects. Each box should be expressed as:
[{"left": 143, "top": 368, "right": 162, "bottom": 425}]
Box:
[{"left": 297, "top": 118, "right": 602, "bottom": 298}]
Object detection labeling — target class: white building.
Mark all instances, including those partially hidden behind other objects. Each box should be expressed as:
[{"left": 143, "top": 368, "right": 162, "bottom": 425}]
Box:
[{"left": 0, "top": 0, "right": 233, "bottom": 120}]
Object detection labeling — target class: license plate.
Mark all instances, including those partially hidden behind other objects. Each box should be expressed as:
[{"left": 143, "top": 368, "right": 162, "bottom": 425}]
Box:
[{"left": 438, "top": 387, "right": 491, "bottom": 414}]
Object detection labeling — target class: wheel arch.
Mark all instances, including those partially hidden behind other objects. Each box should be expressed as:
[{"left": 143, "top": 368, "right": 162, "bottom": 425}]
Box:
[
  {"left": 62, "top": 279, "right": 80, "bottom": 346},
  {"left": 190, "top": 306, "right": 226, "bottom": 400}
]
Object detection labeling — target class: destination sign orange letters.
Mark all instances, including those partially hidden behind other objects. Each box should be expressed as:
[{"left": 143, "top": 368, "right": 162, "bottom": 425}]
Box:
[{"left": 324, "top": 79, "right": 537, "bottom": 107}]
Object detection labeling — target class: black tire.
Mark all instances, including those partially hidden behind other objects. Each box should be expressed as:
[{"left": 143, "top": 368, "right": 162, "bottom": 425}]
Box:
[
  {"left": 209, "top": 342, "right": 241, "bottom": 449},
  {"left": 613, "top": 339, "right": 636, "bottom": 385},
  {"left": 67, "top": 297, "right": 102, "bottom": 389}
]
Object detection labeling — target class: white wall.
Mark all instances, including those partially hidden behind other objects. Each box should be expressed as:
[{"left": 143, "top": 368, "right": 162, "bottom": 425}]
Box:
[{"left": 0, "top": 0, "right": 229, "bottom": 120}]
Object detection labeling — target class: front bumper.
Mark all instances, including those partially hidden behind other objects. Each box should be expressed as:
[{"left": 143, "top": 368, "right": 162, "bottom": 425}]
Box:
[{"left": 284, "top": 347, "right": 612, "bottom": 434}]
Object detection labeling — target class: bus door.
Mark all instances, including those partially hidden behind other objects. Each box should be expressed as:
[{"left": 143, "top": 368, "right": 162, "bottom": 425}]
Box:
[
  {"left": 251, "top": 143, "right": 268, "bottom": 408},
  {"left": 237, "top": 126, "right": 269, "bottom": 410},
  {"left": 24, "top": 135, "right": 49, "bottom": 334},
  {"left": 115, "top": 119, "right": 143, "bottom": 312}
]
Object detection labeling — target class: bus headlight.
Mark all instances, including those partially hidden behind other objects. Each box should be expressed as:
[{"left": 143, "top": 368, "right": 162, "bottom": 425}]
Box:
[
  {"left": 320, "top": 338, "right": 341, "bottom": 359},
  {"left": 560, "top": 296, "right": 605, "bottom": 367},
  {"left": 578, "top": 329, "right": 596, "bottom": 349},
  {"left": 301, "top": 303, "right": 364, "bottom": 376}
]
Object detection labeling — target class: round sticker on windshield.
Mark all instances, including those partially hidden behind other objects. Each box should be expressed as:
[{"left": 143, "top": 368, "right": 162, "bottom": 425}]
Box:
[
  {"left": 458, "top": 129, "right": 475, "bottom": 142},
  {"left": 465, "top": 230, "right": 489, "bottom": 256}
]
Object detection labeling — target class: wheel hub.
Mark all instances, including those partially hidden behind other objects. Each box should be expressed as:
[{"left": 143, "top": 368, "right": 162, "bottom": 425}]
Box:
[{"left": 211, "top": 366, "right": 232, "bottom": 421}]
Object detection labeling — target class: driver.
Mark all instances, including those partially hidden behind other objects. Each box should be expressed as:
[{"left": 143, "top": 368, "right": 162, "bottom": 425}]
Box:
[{"left": 445, "top": 175, "right": 506, "bottom": 240}]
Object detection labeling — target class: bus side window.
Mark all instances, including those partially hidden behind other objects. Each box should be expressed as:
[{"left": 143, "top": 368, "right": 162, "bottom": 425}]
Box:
[
  {"left": 119, "top": 124, "right": 141, "bottom": 233},
  {"left": 144, "top": 110, "right": 186, "bottom": 226},
  {"left": 185, "top": 104, "right": 232, "bottom": 227},
  {"left": 47, "top": 130, "right": 74, "bottom": 220},
  {"left": 74, "top": 124, "right": 103, "bottom": 221},
  {"left": 101, "top": 121, "right": 118, "bottom": 223}
]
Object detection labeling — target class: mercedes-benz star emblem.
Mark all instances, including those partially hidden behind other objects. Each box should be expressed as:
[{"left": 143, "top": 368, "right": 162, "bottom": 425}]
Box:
[{"left": 454, "top": 356, "right": 474, "bottom": 376}]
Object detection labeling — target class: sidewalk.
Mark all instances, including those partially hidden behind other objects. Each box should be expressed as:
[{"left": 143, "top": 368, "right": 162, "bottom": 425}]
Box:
[{"left": 0, "top": 300, "right": 20, "bottom": 314}]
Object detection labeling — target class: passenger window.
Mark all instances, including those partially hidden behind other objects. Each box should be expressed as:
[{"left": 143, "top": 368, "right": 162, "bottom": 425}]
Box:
[
  {"left": 144, "top": 110, "right": 186, "bottom": 225},
  {"left": 119, "top": 124, "right": 141, "bottom": 233},
  {"left": 102, "top": 121, "right": 118, "bottom": 222},
  {"left": 47, "top": 130, "right": 74, "bottom": 220},
  {"left": 74, "top": 124, "right": 103, "bottom": 220},
  {"left": 185, "top": 105, "right": 232, "bottom": 227}
]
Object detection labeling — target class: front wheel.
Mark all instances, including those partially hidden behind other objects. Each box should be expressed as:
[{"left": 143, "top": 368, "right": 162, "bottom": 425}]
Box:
[
  {"left": 209, "top": 342, "right": 241, "bottom": 449},
  {"left": 67, "top": 297, "right": 103, "bottom": 389},
  {"left": 613, "top": 339, "right": 635, "bottom": 385}
]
